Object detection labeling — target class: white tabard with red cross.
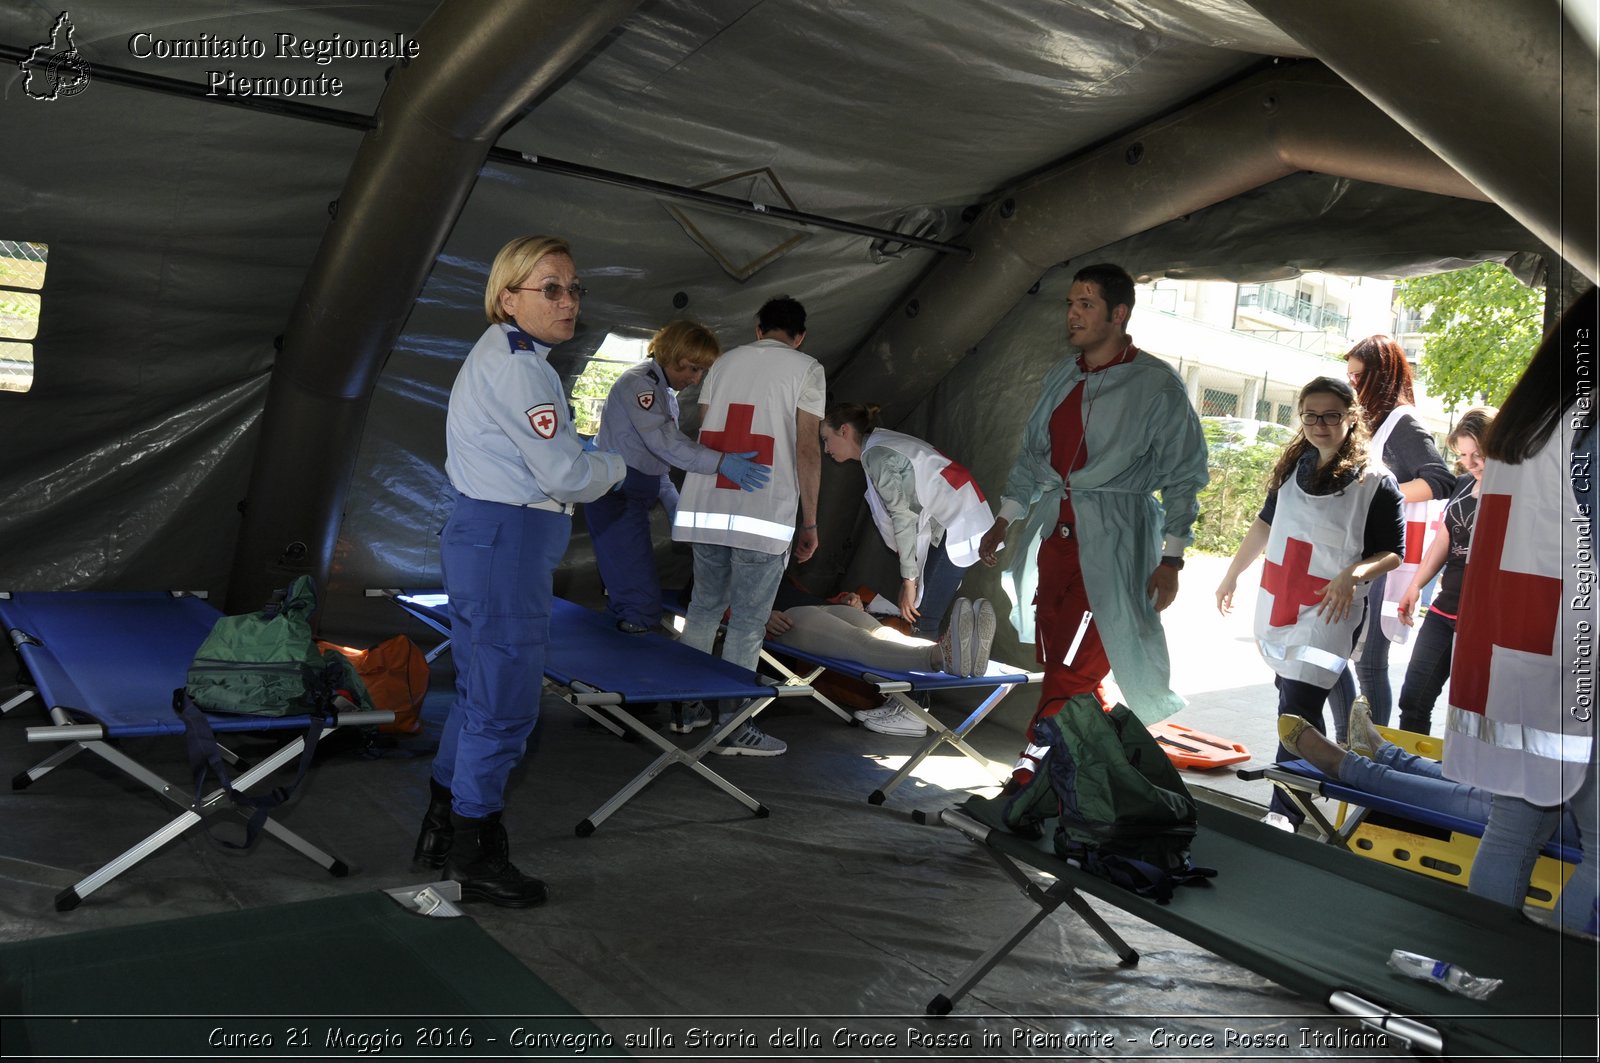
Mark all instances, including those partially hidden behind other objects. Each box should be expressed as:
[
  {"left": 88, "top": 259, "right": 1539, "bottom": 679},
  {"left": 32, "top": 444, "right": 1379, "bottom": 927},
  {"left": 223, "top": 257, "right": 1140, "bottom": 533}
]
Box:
[
  {"left": 1444, "top": 425, "right": 1594, "bottom": 806},
  {"left": 672, "top": 338, "right": 824, "bottom": 554},
  {"left": 860, "top": 429, "right": 994, "bottom": 599},
  {"left": 1368, "top": 407, "right": 1445, "bottom": 645},
  {"left": 1254, "top": 469, "right": 1385, "bottom": 688}
]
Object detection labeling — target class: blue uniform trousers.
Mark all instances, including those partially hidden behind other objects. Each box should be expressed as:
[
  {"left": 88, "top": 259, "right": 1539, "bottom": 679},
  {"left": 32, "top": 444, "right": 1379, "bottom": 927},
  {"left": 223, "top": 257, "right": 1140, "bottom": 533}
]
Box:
[
  {"left": 583, "top": 466, "right": 663, "bottom": 630},
  {"left": 433, "top": 492, "right": 570, "bottom": 819}
]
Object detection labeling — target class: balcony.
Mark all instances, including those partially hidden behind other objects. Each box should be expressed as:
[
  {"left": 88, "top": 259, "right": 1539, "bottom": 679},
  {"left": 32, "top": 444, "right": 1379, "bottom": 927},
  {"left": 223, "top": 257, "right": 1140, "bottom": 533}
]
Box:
[{"left": 1237, "top": 284, "right": 1350, "bottom": 333}]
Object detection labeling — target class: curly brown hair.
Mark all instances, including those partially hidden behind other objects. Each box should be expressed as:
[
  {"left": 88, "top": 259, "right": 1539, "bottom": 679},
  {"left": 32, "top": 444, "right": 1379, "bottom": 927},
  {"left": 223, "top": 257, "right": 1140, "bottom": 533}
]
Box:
[{"left": 1267, "top": 376, "right": 1372, "bottom": 493}]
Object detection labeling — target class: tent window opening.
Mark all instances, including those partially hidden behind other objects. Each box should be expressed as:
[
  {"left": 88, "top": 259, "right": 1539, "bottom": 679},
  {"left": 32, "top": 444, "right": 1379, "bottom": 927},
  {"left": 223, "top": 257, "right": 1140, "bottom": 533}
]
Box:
[
  {"left": 0, "top": 240, "right": 46, "bottom": 394},
  {"left": 571, "top": 331, "right": 650, "bottom": 437}
]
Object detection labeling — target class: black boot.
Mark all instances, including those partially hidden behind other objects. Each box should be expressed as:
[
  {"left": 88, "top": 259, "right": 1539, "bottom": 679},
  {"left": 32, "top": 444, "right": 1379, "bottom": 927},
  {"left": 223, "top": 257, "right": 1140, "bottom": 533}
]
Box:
[
  {"left": 445, "top": 811, "right": 548, "bottom": 908},
  {"left": 411, "top": 778, "right": 454, "bottom": 872}
]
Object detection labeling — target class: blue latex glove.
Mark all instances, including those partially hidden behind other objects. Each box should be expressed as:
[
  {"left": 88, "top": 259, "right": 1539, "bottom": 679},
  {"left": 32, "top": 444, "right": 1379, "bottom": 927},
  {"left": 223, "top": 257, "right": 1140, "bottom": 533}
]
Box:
[
  {"left": 579, "top": 434, "right": 598, "bottom": 452},
  {"left": 718, "top": 450, "right": 771, "bottom": 492}
]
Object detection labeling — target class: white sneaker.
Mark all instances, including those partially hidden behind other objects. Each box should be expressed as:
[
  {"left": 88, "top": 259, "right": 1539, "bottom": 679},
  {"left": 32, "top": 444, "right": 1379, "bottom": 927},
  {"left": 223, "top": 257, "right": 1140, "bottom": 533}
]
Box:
[
  {"left": 1261, "top": 812, "right": 1297, "bottom": 833},
  {"left": 939, "top": 599, "right": 973, "bottom": 676},
  {"left": 968, "top": 599, "right": 997, "bottom": 677},
  {"left": 861, "top": 703, "right": 928, "bottom": 737},
  {"left": 852, "top": 703, "right": 898, "bottom": 724},
  {"left": 712, "top": 722, "right": 787, "bottom": 756}
]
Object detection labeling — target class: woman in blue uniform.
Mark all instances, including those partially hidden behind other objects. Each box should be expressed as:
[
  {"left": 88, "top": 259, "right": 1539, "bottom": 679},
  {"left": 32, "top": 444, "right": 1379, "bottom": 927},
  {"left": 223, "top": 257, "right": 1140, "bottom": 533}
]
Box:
[
  {"left": 585, "top": 319, "right": 768, "bottom": 634},
  {"left": 412, "top": 236, "right": 626, "bottom": 907}
]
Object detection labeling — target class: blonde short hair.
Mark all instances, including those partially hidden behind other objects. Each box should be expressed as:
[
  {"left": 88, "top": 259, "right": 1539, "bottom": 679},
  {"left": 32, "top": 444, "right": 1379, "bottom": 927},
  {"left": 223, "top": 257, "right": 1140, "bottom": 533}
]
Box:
[
  {"left": 649, "top": 319, "right": 721, "bottom": 370},
  {"left": 484, "top": 236, "right": 572, "bottom": 324}
]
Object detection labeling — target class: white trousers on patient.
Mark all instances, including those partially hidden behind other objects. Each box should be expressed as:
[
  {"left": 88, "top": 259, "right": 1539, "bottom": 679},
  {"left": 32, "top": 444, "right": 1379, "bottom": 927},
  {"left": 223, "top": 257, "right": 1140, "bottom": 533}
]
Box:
[{"left": 773, "top": 605, "right": 938, "bottom": 673}]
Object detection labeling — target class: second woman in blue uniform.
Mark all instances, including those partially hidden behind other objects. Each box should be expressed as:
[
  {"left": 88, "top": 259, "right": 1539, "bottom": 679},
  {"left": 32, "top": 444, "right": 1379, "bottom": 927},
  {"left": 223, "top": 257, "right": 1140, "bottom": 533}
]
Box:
[{"left": 586, "top": 320, "right": 769, "bottom": 634}]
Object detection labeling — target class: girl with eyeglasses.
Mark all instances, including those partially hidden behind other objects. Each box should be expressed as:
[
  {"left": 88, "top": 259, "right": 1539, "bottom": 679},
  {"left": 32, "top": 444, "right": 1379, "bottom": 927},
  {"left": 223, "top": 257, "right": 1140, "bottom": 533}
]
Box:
[{"left": 1214, "top": 376, "right": 1405, "bottom": 830}]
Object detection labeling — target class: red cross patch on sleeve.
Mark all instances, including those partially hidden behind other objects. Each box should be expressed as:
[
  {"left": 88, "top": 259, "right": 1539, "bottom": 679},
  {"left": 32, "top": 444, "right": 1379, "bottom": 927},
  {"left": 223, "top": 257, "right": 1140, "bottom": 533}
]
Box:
[
  {"left": 637, "top": 391, "right": 655, "bottom": 411},
  {"left": 526, "top": 402, "right": 558, "bottom": 439}
]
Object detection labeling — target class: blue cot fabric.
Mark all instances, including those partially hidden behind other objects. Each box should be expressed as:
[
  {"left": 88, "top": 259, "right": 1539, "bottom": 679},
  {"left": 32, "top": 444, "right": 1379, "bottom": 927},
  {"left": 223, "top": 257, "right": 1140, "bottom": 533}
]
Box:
[{"left": 0, "top": 592, "right": 334, "bottom": 737}]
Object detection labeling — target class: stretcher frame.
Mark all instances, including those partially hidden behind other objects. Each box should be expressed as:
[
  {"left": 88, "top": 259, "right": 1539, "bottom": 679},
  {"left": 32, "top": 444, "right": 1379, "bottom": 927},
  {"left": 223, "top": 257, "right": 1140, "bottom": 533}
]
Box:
[
  {"left": 0, "top": 591, "right": 392, "bottom": 911},
  {"left": 661, "top": 593, "right": 1042, "bottom": 804},
  {"left": 372, "top": 591, "right": 813, "bottom": 835},
  {"left": 934, "top": 800, "right": 1597, "bottom": 1059}
]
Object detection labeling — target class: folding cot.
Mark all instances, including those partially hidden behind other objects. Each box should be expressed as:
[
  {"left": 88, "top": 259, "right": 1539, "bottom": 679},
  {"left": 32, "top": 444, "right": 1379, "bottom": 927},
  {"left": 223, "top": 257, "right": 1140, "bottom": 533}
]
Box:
[
  {"left": 658, "top": 592, "right": 1043, "bottom": 804},
  {"left": 365, "top": 588, "right": 455, "bottom": 663},
  {"left": 0, "top": 888, "right": 620, "bottom": 1058},
  {"left": 761, "top": 641, "right": 1039, "bottom": 804},
  {"left": 935, "top": 797, "right": 1598, "bottom": 1059},
  {"left": 1245, "top": 757, "right": 1579, "bottom": 908},
  {"left": 0, "top": 591, "right": 392, "bottom": 911},
  {"left": 370, "top": 590, "right": 812, "bottom": 834}
]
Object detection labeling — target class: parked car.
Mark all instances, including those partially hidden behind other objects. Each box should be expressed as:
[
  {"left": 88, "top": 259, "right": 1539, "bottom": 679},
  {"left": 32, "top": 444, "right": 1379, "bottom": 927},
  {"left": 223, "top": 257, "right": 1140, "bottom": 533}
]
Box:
[{"left": 1203, "top": 416, "right": 1294, "bottom": 454}]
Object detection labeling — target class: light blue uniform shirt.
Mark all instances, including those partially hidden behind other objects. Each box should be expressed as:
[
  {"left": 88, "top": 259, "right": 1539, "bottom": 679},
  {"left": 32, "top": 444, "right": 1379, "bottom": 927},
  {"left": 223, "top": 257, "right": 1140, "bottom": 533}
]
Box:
[
  {"left": 445, "top": 323, "right": 625, "bottom": 506},
  {"left": 594, "top": 359, "right": 722, "bottom": 478}
]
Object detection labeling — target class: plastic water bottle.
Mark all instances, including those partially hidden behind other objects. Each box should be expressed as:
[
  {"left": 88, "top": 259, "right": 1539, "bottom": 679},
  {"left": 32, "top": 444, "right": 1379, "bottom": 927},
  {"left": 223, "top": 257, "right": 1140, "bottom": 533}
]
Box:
[{"left": 1387, "top": 949, "right": 1502, "bottom": 1000}]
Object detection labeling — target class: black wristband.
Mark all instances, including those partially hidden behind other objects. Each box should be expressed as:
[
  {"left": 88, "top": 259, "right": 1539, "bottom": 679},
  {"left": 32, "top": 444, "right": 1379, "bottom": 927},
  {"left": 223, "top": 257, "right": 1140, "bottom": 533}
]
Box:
[{"left": 1159, "top": 555, "right": 1185, "bottom": 570}]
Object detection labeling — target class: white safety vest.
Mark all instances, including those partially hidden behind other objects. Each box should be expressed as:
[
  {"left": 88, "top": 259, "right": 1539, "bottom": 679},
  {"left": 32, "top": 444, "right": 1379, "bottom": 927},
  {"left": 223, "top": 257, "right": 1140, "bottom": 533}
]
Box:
[
  {"left": 1369, "top": 406, "right": 1445, "bottom": 645},
  {"left": 861, "top": 430, "right": 993, "bottom": 605},
  {"left": 672, "top": 339, "right": 823, "bottom": 555},
  {"left": 1254, "top": 469, "right": 1386, "bottom": 688},
  {"left": 1444, "top": 424, "right": 1595, "bottom": 805}
]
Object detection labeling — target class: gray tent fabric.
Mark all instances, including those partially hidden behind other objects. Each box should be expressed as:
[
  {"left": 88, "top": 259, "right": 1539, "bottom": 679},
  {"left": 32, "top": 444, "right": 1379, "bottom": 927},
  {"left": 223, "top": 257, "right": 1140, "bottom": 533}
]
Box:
[{"left": 0, "top": 0, "right": 1589, "bottom": 616}]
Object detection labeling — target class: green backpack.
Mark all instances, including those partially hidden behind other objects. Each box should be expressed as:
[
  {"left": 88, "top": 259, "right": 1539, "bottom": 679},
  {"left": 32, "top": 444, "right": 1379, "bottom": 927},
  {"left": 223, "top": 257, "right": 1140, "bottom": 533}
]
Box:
[
  {"left": 186, "top": 576, "right": 373, "bottom": 716},
  {"left": 998, "top": 696, "right": 1214, "bottom": 902}
]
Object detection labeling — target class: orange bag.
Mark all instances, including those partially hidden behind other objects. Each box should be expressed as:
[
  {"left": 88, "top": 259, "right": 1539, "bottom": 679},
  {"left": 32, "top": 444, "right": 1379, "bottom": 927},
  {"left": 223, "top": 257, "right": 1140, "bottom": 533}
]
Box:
[{"left": 316, "top": 635, "right": 429, "bottom": 734}]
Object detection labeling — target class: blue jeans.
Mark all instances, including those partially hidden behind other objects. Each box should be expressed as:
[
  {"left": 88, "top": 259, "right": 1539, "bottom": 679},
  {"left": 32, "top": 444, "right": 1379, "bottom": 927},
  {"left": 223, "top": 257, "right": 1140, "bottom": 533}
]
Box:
[
  {"left": 1340, "top": 744, "right": 1578, "bottom": 848},
  {"left": 1356, "top": 577, "right": 1394, "bottom": 721},
  {"left": 1327, "top": 580, "right": 1390, "bottom": 739},
  {"left": 679, "top": 543, "right": 787, "bottom": 675},
  {"left": 913, "top": 537, "right": 966, "bottom": 637},
  {"left": 433, "top": 493, "right": 569, "bottom": 819},
  {"left": 1471, "top": 753, "right": 1599, "bottom": 935},
  {"left": 1396, "top": 611, "right": 1455, "bottom": 735}
]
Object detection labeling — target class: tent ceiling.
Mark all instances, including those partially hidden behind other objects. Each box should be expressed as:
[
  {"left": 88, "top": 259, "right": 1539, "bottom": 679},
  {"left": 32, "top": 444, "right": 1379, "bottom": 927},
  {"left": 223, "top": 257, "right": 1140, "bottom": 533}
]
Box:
[{"left": 0, "top": 0, "right": 1588, "bottom": 604}]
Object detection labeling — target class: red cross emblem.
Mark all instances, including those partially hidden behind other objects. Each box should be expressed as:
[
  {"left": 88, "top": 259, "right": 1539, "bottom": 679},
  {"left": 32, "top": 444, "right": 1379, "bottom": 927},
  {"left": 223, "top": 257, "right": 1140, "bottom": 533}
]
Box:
[
  {"left": 1449, "top": 493, "right": 1561, "bottom": 715},
  {"left": 637, "top": 391, "right": 654, "bottom": 411},
  {"left": 1404, "top": 517, "right": 1429, "bottom": 564},
  {"left": 1261, "top": 537, "right": 1326, "bottom": 627},
  {"left": 699, "top": 403, "right": 775, "bottom": 489},
  {"left": 938, "top": 458, "right": 986, "bottom": 501},
  {"left": 526, "top": 402, "right": 557, "bottom": 440}
]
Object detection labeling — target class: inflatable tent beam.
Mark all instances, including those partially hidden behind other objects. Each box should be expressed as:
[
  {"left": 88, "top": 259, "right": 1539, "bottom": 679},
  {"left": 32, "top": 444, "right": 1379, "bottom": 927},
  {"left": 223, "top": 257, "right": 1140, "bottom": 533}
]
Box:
[
  {"left": 827, "top": 62, "right": 1487, "bottom": 423},
  {"left": 225, "top": 0, "right": 641, "bottom": 611},
  {"left": 1248, "top": 0, "right": 1598, "bottom": 288},
  {"left": 808, "top": 61, "right": 1492, "bottom": 584}
]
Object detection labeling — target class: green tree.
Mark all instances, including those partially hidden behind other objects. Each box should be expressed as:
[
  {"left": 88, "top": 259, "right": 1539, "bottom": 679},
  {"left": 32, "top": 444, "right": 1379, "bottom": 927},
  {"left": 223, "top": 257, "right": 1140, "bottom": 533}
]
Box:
[
  {"left": 1190, "top": 422, "right": 1279, "bottom": 556},
  {"left": 1395, "top": 261, "right": 1543, "bottom": 407},
  {"left": 569, "top": 358, "right": 631, "bottom": 436}
]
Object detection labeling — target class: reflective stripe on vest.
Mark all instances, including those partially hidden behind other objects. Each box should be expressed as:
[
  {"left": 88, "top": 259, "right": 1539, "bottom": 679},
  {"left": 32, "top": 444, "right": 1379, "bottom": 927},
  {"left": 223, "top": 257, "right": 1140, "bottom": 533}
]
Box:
[{"left": 672, "top": 508, "right": 795, "bottom": 545}]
